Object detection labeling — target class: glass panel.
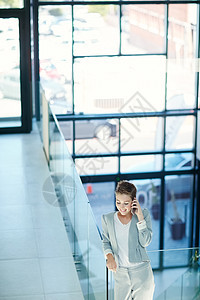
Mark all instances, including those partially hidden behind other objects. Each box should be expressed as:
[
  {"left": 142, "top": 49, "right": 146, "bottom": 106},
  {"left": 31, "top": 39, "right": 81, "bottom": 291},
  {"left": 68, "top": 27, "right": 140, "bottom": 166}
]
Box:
[
  {"left": 75, "top": 119, "right": 118, "bottom": 154},
  {"left": 164, "top": 175, "right": 193, "bottom": 266},
  {"left": 165, "top": 115, "right": 195, "bottom": 150},
  {"left": 121, "top": 155, "right": 162, "bottom": 173},
  {"left": 199, "top": 81, "right": 200, "bottom": 109},
  {"left": 155, "top": 248, "right": 200, "bottom": 300},
  {"left": 58, "top": 120, "right": 73, "bottom": 155},
  {"left": 121, "top": 5, "right": 165, "bottom": 54},
  {"left": 166, "top": 4, "right": 197, "bottom": 109},
  {"left": 197, "top": 111, "right": 200, "bottom": 161},
  {"left": 84, "top": 182, "right": 115, "bottom": 232},
  {"left": 182, "top": 260, "right": 200, "bottom": 299},
  {"left": 165, "top": 153, "right": 194, "bottom": 171},
  {"left": 120, "top": 117, "right": 163, "bottom": 153},
  {"left": 74, "top": 5, "right": 120, "bottom": 56},
  {"left": 131, "top": 179, "right": 161, "bottom": 268},
  {"left": 48, "top": 104, "right": 106, "bottom": 299},
  {"left": 59, "top": 119, "right": 119, "bottom": 155},
  {"left": 0, "top": 18, "right": 21, "bottom": 127},
  {"left": 0, "top": 0, "right": 23, "bottom": 8},
  {"left": 75, "top": 157, "right": 118, "bottom": 176},
  {"left": 39, "top": 6, "right": 72, "bottom": 114},
  {"left": 108, "top": 248, "right": 200, "bottom": 300},
  {"left": 74, "top": 56, "right": 165, "bottom": 114},
  {"left": 88, "top": 209, "right": 108, "bottom": 299}
]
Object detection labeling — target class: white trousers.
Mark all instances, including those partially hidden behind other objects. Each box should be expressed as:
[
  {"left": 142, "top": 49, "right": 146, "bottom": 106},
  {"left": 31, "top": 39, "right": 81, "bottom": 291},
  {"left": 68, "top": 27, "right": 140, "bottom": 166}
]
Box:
[{"left": 113, "top": 262, "right": 155, "bottom": 300}]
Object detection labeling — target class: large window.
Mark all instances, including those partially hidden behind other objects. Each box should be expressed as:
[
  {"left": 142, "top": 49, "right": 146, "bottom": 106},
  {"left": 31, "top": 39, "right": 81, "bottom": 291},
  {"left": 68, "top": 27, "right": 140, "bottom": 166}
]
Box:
[{"left": 35, "top": 0, "right": 200, "bottom": 270}]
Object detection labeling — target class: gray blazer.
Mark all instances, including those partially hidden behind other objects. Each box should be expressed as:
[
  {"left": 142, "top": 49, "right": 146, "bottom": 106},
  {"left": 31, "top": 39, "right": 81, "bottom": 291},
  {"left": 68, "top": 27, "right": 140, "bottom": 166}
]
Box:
[{"left": 101, "top": 208, "right": 152, "bottom": 264}]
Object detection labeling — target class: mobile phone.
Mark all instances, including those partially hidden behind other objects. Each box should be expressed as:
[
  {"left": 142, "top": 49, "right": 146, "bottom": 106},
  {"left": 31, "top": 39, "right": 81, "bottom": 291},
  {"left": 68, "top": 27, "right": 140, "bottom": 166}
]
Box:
[
  {"left": 131, "top": 200, "right": 136, "bottom": 215},
  {"left": 131, "top": 208, "right": 136, "bottom": 215}
]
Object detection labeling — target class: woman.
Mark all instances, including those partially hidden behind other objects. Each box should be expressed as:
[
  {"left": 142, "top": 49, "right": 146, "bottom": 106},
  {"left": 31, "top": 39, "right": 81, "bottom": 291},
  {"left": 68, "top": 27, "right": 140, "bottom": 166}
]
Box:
[{"left": 101, "top": 180, "right": 155, "bottom": 300}]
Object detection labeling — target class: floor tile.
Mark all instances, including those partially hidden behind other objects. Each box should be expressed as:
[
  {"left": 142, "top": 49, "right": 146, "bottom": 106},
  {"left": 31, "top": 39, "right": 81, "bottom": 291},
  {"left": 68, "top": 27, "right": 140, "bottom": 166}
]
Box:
[
  {"left": 35, "top": 228, "right": 71, "bottom": 258},
  {"left": 0, "top": 229, "right": 37, "bottom": 259},
  {"left": 0, "top": 184, "right": 27, "bottom": 206},
  {"left": 24, "top": 166, "right": 50, "bottom": 184},
  {"left": 0, "top": 259, "right": 43, "bottom": 297},
  {"left": 0, "top": 172, "right": 26, "bottom": 186},
  {"left": 0, "top": 122, "right": 84, "bottom": 299},
  {"left": 45, "top": 292, "right": 84, "bottom": 300},
  {"left": 39, "top": 257, "right": 82, "bottom": 294},
  {"left": 0, "top": 205, "right": 33, "bottom": 230},
  {"left": 0, "top": 296, "right": 44, "bottom": 300},
  {"left": 31, "top": 205, "right": 64, "bottom": 229}
]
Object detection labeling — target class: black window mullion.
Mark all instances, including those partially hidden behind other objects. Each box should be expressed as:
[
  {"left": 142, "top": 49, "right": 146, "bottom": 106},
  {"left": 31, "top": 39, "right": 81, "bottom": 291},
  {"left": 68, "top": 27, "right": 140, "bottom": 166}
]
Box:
[
  {"left": 119, "top": 4, "right": 122, "bottom": 55},
  {"left": 194, "top": 4, "right": 200, "bottom": 248}
]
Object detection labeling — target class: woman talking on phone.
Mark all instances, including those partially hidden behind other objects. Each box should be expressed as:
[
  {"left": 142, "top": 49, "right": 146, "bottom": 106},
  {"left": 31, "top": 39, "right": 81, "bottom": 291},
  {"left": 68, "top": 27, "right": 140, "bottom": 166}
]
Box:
[{"left": 101, "top": 180, "right": 155, "bottom": 300}]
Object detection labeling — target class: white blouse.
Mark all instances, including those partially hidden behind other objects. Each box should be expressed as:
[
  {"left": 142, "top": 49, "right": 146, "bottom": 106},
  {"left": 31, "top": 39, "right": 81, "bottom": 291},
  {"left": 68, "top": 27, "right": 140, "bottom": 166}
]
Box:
[{"left": 114, "top": 212, "right": 145, "bottom": 268}]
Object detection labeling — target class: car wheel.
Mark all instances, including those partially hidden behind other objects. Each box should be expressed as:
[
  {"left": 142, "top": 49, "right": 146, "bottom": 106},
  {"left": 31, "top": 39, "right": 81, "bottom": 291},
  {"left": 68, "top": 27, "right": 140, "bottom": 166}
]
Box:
[{"left": 95, "top": 124, "right": 112, "bottom": 140}]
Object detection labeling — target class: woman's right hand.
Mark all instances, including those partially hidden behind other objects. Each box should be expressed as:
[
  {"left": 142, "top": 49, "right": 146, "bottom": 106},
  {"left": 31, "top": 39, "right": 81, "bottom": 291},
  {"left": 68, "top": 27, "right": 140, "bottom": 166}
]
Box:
[{"left": 106, "top": 253, "right": 117, "bottom": 272}]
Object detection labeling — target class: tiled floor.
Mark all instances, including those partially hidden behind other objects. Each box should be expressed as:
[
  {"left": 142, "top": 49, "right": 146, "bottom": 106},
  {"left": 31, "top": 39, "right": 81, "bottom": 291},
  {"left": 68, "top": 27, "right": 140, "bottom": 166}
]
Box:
[{"left": 0, "top": 121, "right": 84, "bottom": 300}]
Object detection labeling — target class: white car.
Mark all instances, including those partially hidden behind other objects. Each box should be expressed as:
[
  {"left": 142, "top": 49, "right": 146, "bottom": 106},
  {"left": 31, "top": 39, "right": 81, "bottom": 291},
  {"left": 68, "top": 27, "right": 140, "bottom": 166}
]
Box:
[{"left": 0, "top": 68, "right": 20, "bottom": 99}]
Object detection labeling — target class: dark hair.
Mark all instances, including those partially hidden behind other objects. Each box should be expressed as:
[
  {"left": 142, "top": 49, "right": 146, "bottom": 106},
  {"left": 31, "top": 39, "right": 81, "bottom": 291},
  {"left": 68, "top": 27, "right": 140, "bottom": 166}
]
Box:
[{"left": 115, "top": 180, "right": 137, "bottom": 200}]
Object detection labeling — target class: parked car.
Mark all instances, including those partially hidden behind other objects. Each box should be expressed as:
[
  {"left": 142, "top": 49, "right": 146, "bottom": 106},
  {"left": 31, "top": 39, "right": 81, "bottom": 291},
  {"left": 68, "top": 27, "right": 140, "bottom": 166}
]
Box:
[
  {"left": 0, "top": 68, "right": 67, "bottom": 103},
  {"left": 0, "top": 68, "right": 20, "bottom": 99},
  {"left": 59, "top": 119, "right": 117, "bottom": 140},
  {"left": 40, "top": 78, "right": 67, "bottom": 103},
  {"left": 40, "top": 59, "right": 64, "bottom": 82}
]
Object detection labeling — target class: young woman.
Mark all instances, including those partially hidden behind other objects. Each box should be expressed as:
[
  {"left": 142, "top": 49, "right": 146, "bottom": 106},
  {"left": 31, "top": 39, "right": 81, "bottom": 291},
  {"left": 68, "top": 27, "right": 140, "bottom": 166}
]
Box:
[{"left": 101, "top": 180, "right": 155, "bottom": 300}]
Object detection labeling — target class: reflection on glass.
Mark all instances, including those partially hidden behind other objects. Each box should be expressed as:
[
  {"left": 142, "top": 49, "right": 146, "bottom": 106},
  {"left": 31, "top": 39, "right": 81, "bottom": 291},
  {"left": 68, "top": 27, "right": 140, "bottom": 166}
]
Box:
[
  {"left": 0, "top": 0, "right": 23, "bottom": 8},
  {"left": 74, "top": 5, "right": 120, "bottom": 56},
  {"left": 164, "top": 175, "right": 193, "bottom": 266},
  {"left": 121, "top": 155, "right": 162, "bottom": 173},
  {"left": 165, "top": 153, "right": 193, "bottom": 171},
  {"left": 74, "top": 56, "right": 165, "bottom": 114},
  {"left": 0, "top": 18, "right": 21, "bottom": 127},
  {"left": 197, "top": 111, "right": 200, "bottom": 162},
  {"left": 199, "top": 82, "right": 200, "bottom": 109},
  {"left": 59, "top": 119, "right": 118, "bottom": 155},
  {"left": 155, "top": 250, "right": 200, "bottom": 300},
  {"left": 75, "top": 157, "right": 118, "bottom": 176},
  {"left": 108, "top": 248, "right": 200, "bottom": 299},
  {"left": 75, "top": 119, "right": 118, "bottom": 155},
  {"left": 121, "top": 117, "right": 163, "bottom": 153},
  {"left": 84, "top": 182, "right": 115, "bottom": 232},
  {"left": 48, "top": 107, "right": 107, "bottom": 299},
  {"left": 131, "top": 178, "right": 161, "bottom": 268},
  {"left": 165, "top": 115, "right": 194, "bottom": 150},
  {"left": 121, "top": 5, "right": 165, "bottom": 54},
  {"left": 57, "top": 120, "right": 73, "bottom": 154},
  {"left": 39, "top": 6, "right": 72, "bottom": 114},
  {"left": 166, "top": 4, "right": 197, "bottom": 109}
]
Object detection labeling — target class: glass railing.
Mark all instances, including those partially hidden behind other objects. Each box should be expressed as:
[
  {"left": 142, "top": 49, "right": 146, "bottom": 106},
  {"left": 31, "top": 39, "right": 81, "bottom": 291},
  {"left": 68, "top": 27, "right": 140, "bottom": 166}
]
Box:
[
  {"left": 39, "top": 88, "right": 199, "bottom": 300},
  {"left": 154, "top": 248, "right": 200, "bottom": 300},
  {"left": 47, "top": 103, "right": 106, "bottom": 300},
  {"left": 107, "top": 247, "right": 200, "bottom": 300}
]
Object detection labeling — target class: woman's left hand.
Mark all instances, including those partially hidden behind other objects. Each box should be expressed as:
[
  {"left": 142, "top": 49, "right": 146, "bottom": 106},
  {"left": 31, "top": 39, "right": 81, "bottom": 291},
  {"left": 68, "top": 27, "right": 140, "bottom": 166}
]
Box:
[{"left": 131, "top": 198, "right": 144, "bottom": 222}]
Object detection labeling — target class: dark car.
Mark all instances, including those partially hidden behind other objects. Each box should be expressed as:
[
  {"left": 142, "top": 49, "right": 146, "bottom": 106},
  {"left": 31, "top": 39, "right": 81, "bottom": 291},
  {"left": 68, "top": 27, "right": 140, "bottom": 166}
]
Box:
[{"left": 58, "top": 119, "right": 117, "bottom": 140}]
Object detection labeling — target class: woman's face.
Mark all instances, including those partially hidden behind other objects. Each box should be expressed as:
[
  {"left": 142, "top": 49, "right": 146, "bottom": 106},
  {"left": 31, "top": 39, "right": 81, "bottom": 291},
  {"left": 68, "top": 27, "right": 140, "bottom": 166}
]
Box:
[{"left": 115, "top": 193, "right": 132, "bottom": 216}]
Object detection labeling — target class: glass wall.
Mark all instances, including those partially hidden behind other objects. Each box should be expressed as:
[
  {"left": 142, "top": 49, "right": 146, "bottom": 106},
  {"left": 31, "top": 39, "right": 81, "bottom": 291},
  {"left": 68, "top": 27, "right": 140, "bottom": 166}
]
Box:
[
  {"left": 0, "top": 18, "right": 21, "bottom": 127},
  {"left": 0, "top": 1, "right": 32, "bottom": 132},
  {"left": 39, "top": 5, "right": 72, "bottom": 115},
  {"left": 35, "top": 0, "right": 200, "bottom": 272},
  {"left": 0, "top": 0, "right": 23, "bottom": 8}
]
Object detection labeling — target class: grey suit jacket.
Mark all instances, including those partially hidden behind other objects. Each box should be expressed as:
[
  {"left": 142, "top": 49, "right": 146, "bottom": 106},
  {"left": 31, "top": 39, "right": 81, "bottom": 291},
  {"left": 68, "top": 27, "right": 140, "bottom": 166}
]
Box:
[{"left": 101, "top": 208, "right": 152, "bottom": 264}]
